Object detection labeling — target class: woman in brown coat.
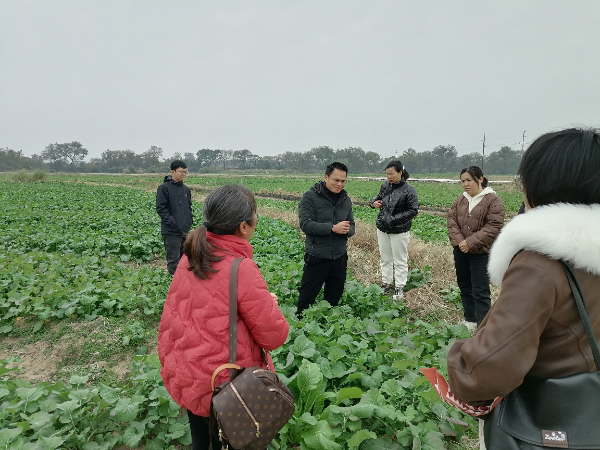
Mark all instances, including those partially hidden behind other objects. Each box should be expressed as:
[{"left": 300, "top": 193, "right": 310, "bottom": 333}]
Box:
[
  {"left": 447, "top": 128, "right": 600, "bottom": 449},
  {"left": 447, "top": 166, "right": 505, "bottom": 330}
]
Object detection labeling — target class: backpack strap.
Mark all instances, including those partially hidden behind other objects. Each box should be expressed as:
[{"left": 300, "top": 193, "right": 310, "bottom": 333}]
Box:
[
  {"left": 561, "top": 261, "right": 600, "bottom": 370},
  {"left": 228, "top": 257, "right": 244, "bottom": 380}
]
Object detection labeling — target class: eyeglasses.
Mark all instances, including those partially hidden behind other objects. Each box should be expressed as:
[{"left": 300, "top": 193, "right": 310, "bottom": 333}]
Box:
[
  {"left": 328, "top": 177, "right": 347, "bottom": 184},
  {"left": 175, "top": 170, "right": 188, "bottom": 175}
]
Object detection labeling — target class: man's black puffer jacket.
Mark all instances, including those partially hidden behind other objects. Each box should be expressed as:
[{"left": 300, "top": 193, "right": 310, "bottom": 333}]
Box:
[
  {"left": 156, "top": 175, "right": 193, "bottom": 236},
  {"left": 369, "top": 180, "right": 418, "bottom": 234},
  {"left": 298, "top": 182, "right": 355, "bottom": 260}
]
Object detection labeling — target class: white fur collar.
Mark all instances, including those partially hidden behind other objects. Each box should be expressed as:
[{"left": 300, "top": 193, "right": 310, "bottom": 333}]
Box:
[{"left": 488, "top": 203, "right": 600, "bottom": 285}]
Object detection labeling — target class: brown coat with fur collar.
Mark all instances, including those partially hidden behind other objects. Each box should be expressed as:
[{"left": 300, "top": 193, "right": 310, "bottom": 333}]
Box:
[{"left": 447, "top": 251, "right": 600, "bottom": 404}]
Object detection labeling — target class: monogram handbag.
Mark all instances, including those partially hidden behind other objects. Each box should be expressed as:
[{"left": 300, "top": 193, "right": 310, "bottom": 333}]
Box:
[
  {"left": 483, "top": 262, "right": 600, "bottom": 449},
  {"left": 209, "top": 258, "right": 295, "bottom": 450}
]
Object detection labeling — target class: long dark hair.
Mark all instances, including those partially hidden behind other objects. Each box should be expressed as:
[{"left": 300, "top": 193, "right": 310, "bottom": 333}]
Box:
[
  {"left": 385, "top": 160, "right": 409, "bottom": 181},
  {"left": 184, "top": 185, "right": 257, "bottom": 279},
  {"left": 518, "top": 128, "right": 600, "bottom": 207},
  {"left": 460, "top": 166, "right": 488, "bottom": 188}
]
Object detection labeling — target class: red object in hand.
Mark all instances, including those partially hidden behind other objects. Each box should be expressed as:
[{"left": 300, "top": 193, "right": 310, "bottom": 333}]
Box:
[{"left": 420, "top": 367, "right": 503, "bottom": 417}]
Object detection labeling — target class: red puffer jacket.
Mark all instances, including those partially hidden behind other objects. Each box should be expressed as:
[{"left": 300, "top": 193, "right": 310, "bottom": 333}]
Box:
[{"left": 158, "top": 232, "right": 290, "bottom": 417}]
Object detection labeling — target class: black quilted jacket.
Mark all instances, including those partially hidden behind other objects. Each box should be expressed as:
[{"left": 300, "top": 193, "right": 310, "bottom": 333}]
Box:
[{"left": 369, "top": 181, "right": 418, "bottom": 234}]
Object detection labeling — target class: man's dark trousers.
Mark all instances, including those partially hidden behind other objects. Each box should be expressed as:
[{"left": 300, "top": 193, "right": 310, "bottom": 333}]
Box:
[
  {"left": 163, "top": 234, "right": 186, "bottom": 275},
  {"left": 297, "top": 253, "right": 348, "bottom": 315}
]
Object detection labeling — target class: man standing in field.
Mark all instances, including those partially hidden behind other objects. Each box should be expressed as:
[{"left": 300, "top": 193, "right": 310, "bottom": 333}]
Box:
[
  {"left": 297, "top": 162, "right": 355, "bottom": 316},
  {"left": 156, "top": 160, "right": 193, "bottom": 275}
]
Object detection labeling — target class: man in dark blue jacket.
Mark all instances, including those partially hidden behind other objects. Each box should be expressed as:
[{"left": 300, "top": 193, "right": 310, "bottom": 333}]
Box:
[
  {"left": 297, "top": 162, "right": 355, "bottom": 316},
  {"left": 156, "top": 160, "right": 193, "bottom": 275}
]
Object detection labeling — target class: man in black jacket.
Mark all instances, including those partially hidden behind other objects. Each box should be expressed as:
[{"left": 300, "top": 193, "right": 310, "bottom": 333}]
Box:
[
  {"left": 297, "top": 162, "right": 355, "bottom": 316},
  {"left": 156, "top": 160, "right": 193, "bottom": 275}
]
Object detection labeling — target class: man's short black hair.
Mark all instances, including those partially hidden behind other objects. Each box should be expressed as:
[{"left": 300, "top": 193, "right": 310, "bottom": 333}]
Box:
[
  {"left": 171, "top": 160, "right": 187, "bottom": 171},
  {"left": 325, "top": 162, "right": 348, "bottom": 176},
  {"left": 518, "top": 128, "right": 600, "bottom": 207}
]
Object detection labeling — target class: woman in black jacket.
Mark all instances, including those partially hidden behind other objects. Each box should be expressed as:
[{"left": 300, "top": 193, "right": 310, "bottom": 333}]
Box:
[{"left": 369, "top": 160, "right": 419, "bottom": 299}]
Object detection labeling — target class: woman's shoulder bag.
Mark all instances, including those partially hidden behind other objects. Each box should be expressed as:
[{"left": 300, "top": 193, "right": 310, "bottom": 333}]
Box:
[{"left": 209, "top": 257, "right": 295, "bottom": 450}]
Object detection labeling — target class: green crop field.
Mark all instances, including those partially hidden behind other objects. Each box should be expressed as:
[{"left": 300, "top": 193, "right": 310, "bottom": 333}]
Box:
[
  {"left": 0, "top": 181, "right": 477, "bottom": 449},
  {"left": 8, "top": 173, "right": 524, "bottom": 212}
]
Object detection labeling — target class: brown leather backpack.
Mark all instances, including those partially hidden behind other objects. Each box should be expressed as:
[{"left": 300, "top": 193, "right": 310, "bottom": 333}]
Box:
[{"left": 209, "top": 258, "right": 295, "bottom": 450}]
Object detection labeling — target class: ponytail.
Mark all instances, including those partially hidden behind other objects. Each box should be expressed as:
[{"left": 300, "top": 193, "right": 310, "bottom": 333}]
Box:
[{"left": 184, "top": 227, "right": 223, "bottom": 279}]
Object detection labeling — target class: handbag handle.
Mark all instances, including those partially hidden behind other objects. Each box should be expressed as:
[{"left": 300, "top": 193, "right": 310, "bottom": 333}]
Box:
[
  {"left": 228, "top": 257, "right": 244, "bottom": 380},
  {"left": 561, "top": 261, "right": 600, "bottom": 369},
  {"left": 211, "top": 363, "right": 241, "bottom": 391}
]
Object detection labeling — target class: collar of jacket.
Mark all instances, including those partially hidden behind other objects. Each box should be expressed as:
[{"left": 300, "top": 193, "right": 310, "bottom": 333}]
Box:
[
  {"left": 312, "top": 181, "right": 347, "bottom": 199},
  {"left": 164, "top": 175, "right": 183, "bottom": 186},
  {"left": 206, "top": 232, "right": 254, "bottom": 259},
  {"left": 488, "top": 203, "right": 600, "bottom": 285},
  {"left": 462, "top": 186, "right": 495, "bottom": 201}
]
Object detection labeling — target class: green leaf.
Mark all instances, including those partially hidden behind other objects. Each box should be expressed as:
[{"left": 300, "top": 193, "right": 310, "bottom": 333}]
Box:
[
  {"left": 445, "top": 417, "right": 470, "bottom": 440},
  {"left": 328, "top": 346, "right": 346, "bottom": 363},
  {"left": 296, "top": 359, "right": 323, "bottom": 394},
  {"left": 301, "top": 420, "right": 342, "bottom": 450},
  {"left": 392, "top": 360, "right": 416, "bottom": 370},
  {"left": 299, "top": 412, "right": 318, "bottom": 425},
  {"left": 422, "top": 431, "right": 446, "bottom": 450},
  {"left": 114, "top": 398, "right": 140, "bottom": 422},
  {"left": 39, "top": 435, "right": 66, "bottom": 450},
  {"left": 122, "top": 426, "right": 144, "bottom": 447},
  {"left": 292, "top": 334, "right": 318, "bottom": 358},
  {"left": 56, "top": 399, "right": 80, "bottom": 413},
  {"left": 99, "top": 384, "right": 121, "bottom": 404},
  {"left": 360, "top": 438, "right": 402, "bottom": 450},
  {"left": 349, "top": 401, "right": 375, "bottom": 419},
  {"left": 0, "top": 428, "right": 22, "bottom": 447},
  {"left": 145, "top": 437, "right": 166, "bottom": 450},
  {"left": 336, "top": 387, "right": 364, "bottom": 405},
  {"left": 69, "top": 374, "right": 90, "bottom": 386},
  {"left": 15, "top": 386, "right": 44, "bottom": 403},
  {"left": 431, "top": 403, "right": 447, "bottom": 420},
  {"left": 28, "top": 410, "right": 52, "bottom": 430},
  {"left": 348, "top": 430, "right": 377, "bottom": 449}
]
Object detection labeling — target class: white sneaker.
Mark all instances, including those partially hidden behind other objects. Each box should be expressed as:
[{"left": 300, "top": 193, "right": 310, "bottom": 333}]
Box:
[
  {"left": 393, "top": 288, "right": 404, "bottom": 301},
  {"left": 462, "top": 321, "right": 477, "bottom": 332}
]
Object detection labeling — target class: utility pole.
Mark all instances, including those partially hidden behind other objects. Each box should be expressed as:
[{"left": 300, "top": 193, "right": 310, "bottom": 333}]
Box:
[
  {"left": 521, "top": 131, "right": 526, "bottom": 152},
  {"left": 481, "top": 133, "right": 486, "bottom": 171}
]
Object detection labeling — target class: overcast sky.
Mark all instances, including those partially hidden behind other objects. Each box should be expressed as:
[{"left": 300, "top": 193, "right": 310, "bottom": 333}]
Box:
[{"left": 1, "top": 1, "right": 599, "bottom": 161}]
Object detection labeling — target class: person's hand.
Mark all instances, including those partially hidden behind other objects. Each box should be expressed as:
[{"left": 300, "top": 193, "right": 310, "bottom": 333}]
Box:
[
  {"left": 332, "top": 221, "right": 350, "bottom": 234},
  {"left": 458, "top": 240, "right": 470, "bottom": 253},
  {"left": 270, "top": 293, "right": 278, "bottom": 304},
  {"left": 372, "top": 200, "right": 383, "bottom": 209}
]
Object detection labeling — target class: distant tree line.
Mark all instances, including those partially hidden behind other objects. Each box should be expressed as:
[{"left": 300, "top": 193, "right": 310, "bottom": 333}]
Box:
[{"left": 1, "top": 142, "right": 524, "bottom": 175}]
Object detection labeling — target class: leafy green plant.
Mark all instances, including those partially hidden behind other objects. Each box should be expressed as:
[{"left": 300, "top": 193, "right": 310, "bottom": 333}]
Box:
[
  {"left": 0, "top": 354, "right": 191, "bottom": 449},
  {"left": 0, "top": 181, "right": 481, "bottom": 449},
  {"left": 439, "top": 286, "right": 462, "bottom": 310}
]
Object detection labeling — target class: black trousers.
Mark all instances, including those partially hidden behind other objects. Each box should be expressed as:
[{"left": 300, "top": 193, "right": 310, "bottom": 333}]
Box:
[
  {"left": 162, "top": 233, "right": 186, "bottom": 275},
  {"left": 453, "top": 248, "right": 491, "bottom": 325},
  {"left": 297, "top": 253, "right": 348, "bottom": 315},
  {"left": 187, "top": 410, "right": 223, "bottom": 450}
]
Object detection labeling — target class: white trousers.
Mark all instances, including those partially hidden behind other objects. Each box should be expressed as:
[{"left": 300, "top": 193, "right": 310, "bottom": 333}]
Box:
[{"left": 377, "top": 229, "right": 410, "bottom": 288}]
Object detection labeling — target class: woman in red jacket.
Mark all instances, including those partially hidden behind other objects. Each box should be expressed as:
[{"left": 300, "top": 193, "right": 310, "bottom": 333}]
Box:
[{"left": 158, "top": 185, "right": 290, "bottom": 450}]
